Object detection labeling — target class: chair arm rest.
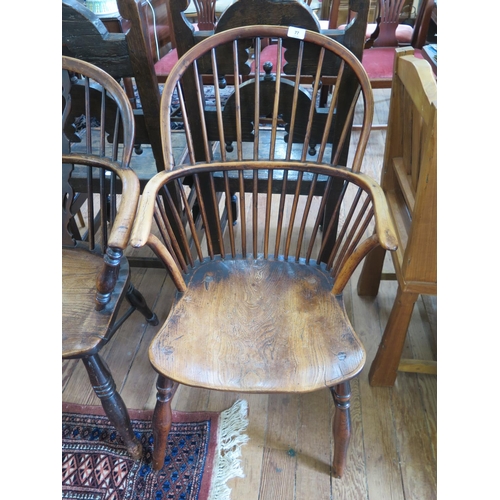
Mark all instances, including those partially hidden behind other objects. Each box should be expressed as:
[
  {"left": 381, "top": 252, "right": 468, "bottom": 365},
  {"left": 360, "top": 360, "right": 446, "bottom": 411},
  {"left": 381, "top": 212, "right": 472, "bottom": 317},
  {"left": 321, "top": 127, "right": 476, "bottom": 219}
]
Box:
[
  {"left": 331, "top": 172, "right": 398, "bottom": 295},
  {"left": 62, "top": 153, "right": 140, "bottom": 249},
  {"left": 359, "top": 172, "right": 398, "bottom": 252}
]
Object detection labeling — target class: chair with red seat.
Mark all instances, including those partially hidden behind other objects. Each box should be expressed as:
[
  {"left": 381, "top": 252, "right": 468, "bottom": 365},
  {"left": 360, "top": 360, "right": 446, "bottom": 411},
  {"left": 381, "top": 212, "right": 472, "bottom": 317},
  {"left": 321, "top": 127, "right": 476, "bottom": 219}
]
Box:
[
  {"left": 361, "top": 0, "right": 435, "bottom": 88},
  {"left": 151, "top": 0, "right": 236, "bottom": 83}
]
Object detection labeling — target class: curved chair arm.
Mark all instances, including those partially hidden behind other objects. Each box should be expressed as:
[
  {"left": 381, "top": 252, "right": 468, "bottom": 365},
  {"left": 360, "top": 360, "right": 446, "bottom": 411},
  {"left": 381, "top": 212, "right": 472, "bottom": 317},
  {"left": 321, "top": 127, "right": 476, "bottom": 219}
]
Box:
[
  {"left": 130, "top": 169, "right": 172, "bottom": 248},
  {"left": 331, "top": 171, "right": 398, "bottom": 295},
  {"left": 62, "top": 153, "right": 140, "bottom": 250}
]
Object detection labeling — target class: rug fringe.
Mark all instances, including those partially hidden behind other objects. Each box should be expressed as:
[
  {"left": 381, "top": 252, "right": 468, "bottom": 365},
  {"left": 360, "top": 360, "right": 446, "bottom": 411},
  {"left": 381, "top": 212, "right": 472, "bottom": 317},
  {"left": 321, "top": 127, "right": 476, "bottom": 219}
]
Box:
[{"left": 208, "top": 399, "right": 250, "bottom": 500}]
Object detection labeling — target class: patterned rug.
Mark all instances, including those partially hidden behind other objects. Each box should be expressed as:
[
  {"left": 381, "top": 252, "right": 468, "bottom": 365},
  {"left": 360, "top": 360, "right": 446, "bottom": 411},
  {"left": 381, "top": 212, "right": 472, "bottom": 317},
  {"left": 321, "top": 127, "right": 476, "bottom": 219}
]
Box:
[{"left": 62, "top": 400, "right": 249, "bottom": 500}]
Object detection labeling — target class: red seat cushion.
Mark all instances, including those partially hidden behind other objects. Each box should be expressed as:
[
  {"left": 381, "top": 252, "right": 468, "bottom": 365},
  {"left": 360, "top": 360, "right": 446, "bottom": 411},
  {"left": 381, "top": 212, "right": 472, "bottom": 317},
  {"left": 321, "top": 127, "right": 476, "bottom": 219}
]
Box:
[
  {"left": 338, "top": 23, "right": 413, "bottom": 44},
  {"left": 250, "top": 45, "right": 286, "bottom": 74},
  {"left": 362, "top": 47, "right": 422, "bottom": 80},
  {"left": 154, "top": 49, "right": 179, "bottom": 78}
]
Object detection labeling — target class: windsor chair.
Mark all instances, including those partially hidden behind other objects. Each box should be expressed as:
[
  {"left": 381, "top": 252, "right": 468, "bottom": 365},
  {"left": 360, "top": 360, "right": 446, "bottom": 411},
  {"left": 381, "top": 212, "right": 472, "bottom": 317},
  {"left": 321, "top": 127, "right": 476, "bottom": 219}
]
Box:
[
  {"left": 130, "top": 26, "right": 398, "bottom": 475},
  {"left": 62, "top": 55, "right": 159, "bottom": 459}
]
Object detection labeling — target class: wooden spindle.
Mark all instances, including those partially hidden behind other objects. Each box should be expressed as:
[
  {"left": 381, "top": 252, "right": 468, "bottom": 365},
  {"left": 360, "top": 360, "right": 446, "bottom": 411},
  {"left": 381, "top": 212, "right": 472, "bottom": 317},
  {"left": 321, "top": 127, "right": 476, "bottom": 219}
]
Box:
[
  {"left": 192, "top": 60, "right": 211, "bottom": 162},
  {"left": 177, "top": 82, "right": 196, "bottom": 166},
  {"left": 264, "top": 169, "right": 273, "bottom": 259},
  {"left": 252, "top": 171, "right": 258, "bottom": 257},
  {"left": 317, "top": 61, "right": 346, "bottom": 163},
  {"left": 304, "top": 176, "right": 331, "bottom": 263},
  {"left": 317, "top": 181, "right": 348, "bottom": 266},
  {"left": 224, "top": 172, "right": 236, "bottom": 257},
  {"left": 211, "top": 47, "right": 226, "bottom": 162},
  {"left": 301, "top": 47, "right": 325, "bottom": 162},
  {"left": 253, "top": 37, "right": 261, "bottom": 160},
  {"left": 295, "top": 173, "right": 318, "bottom": 259},
  {"left": 286, "top": 40, "right": 304, "bottom": 161},
  {"left": 175, "top": 178, "right": 204, "bottom": 262},
  {"left": 327, "top": 187, "right": 363, "bottom": 270},
  {"left": 284, "top": 171, "right": 303, "bottom": 259},
  {"left": 239, "top": 171, "right": 247, "bottom": 257},
  {"left": 274, "top": 170, "right": 289, "bottom": 258},
  {"left": 269, "top": 38, "right": 283, "bottom": 161},
  {"left": 154, "top": 196, "right": 190, "bottom": 271},
  {"left": 193, "top": 174, "right": 215, "bottom": 259},
  {"left": 331, "top": 197, "right": 372, "bottom": 277}
]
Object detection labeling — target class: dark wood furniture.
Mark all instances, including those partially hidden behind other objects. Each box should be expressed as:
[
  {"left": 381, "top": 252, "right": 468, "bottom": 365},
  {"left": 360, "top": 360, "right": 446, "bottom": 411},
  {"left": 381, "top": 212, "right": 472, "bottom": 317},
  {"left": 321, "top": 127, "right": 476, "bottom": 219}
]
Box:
[
  {"left": 357, "top": 47, "right": 437, "bottom": 386},
  {"left": 130, "top": 25, "right": 398, "bottom": 475},
  {"left": 62, "top": 55, "right": 159, "bottom": 458},
  {"left": 362, "top": 0, "right": 435, "bottom": 88},
  {"left": 166, "top": 0, "right": 370, "bottom": 72},
  {"left": 63, "top": 0, "right": 165, "bottom": 173}
]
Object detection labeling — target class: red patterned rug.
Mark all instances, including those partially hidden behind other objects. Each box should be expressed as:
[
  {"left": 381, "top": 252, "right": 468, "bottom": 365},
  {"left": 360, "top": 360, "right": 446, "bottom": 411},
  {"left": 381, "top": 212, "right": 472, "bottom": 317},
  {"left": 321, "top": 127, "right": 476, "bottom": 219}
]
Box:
[{"left": 62, "top": 400, "right": 248, "bottom": 500}]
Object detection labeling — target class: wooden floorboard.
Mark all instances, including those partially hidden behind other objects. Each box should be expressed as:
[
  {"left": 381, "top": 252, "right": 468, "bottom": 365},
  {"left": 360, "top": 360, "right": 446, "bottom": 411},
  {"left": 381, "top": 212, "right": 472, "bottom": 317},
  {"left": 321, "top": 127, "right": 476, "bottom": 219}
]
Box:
[{"left": 62, "top": 90, "right": 437, "bottom": 499}]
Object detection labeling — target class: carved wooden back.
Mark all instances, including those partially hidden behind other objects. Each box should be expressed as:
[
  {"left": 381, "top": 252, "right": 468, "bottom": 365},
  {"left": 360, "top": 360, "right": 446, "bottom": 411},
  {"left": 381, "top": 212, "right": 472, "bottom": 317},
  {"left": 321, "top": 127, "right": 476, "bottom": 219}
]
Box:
[
  {"left": 370, "top": 0, "right": 406, "bottom": 47},
  {"left": 168, "top": 0, "right": 369, "bottom": 64}
]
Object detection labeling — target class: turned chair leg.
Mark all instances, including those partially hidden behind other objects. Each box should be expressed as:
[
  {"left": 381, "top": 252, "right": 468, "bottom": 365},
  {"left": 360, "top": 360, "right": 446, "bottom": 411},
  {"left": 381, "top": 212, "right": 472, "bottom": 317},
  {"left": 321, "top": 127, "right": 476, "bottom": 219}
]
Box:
[
  {"left": 82, "top": 354, "right": 143, "bottom": 460},
  {"left": 331, "top": 381, "right": 352, "bottom": 478},
  {"left": 369, "top": 286, "right": 419, "bottom": 387},
  {"left": 125, "top": 284, "right": 159, "bottom": 325},
  {"left": 152, "top": 375, "right": 176, "bottom": 470}
]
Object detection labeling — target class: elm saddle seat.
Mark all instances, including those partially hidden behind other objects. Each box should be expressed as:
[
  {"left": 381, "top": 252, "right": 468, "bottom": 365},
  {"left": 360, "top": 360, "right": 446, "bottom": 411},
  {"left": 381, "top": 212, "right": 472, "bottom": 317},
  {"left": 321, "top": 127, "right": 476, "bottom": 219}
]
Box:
[
  {"left": 62, "top": 55, "right": 159, "bottom": 460},
  {"left": 130, "top": 26, "right": 398, "bottom": 476}
]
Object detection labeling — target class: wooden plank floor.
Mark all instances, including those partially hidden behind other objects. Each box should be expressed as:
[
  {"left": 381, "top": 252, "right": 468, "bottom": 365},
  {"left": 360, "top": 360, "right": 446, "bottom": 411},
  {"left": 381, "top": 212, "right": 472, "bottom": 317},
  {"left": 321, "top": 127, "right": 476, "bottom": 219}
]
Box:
[{"left": 62, "top": 89, "right": 437, "bottom": 499}]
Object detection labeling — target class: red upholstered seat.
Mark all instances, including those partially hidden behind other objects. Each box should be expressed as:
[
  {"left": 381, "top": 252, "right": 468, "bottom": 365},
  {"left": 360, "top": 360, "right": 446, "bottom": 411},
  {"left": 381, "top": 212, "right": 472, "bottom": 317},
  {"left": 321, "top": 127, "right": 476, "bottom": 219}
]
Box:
[
  {"left": 362, "top": 46, "right": 422, "bottom": 80},
  {"left": 339, "top": 22, "right": 413, "bottom": 44},
  {"left": 154, "top": 48, "right": 179, "bottom": 77},
  {"left": 250, "top": 45, "right": 287, "bottom": 74}
]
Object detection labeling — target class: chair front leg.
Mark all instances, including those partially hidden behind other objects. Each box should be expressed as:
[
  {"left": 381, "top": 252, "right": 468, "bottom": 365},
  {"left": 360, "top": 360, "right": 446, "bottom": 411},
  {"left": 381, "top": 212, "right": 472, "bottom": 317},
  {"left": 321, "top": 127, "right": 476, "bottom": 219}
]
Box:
[
  {"left": 82, "top": 354, "right": 143, "bottom": 460},
  {"left": 152, "top": 374, "right": 176, "bottom": 470},
  {"left": 331, "top": 381, "right": 352, "bottom": 478}
]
